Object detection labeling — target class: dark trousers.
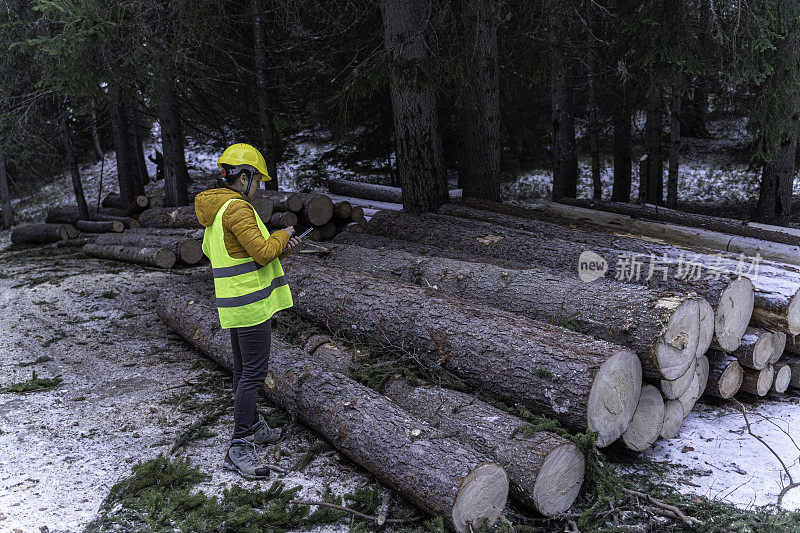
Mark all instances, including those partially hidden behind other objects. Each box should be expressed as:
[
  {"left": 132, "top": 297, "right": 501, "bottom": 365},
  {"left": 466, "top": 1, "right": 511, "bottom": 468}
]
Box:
[{"left": 229, "top": 318, "right": 272, "bottom": 440}]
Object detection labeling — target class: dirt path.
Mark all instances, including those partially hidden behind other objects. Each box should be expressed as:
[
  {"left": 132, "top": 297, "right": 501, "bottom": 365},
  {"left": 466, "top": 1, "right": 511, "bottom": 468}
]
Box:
[{"left": 0, "top": 246, "right": 365, "bottom": 533}]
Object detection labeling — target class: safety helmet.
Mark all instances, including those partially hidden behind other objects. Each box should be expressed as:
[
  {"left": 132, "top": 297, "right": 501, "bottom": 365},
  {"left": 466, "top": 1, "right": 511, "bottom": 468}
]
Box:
[{"left": 217, "top": 143, "right": 272, "bottom": 181}]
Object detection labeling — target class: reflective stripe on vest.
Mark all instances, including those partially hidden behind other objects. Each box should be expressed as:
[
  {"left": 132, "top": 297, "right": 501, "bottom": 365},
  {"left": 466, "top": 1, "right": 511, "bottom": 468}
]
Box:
[{"left": 202, "top": 197, "right": 293, "bottom": 328}]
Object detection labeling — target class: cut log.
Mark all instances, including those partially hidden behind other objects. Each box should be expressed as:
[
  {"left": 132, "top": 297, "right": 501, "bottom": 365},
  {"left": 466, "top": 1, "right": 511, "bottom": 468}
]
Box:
[
  {"left": 696, "top": 355, "right": 710, "bottom": 397},
  {"left": 282, "top": 255, "right": 642, "bottom": 446},
  {"left": 295, "top": 192, "right": 334, "bottom": 226},
  {"left": 138, "top": 206, "right": 201, "bottom": 229},
  {"left": 366, "top": 209, "right": 754, "bottom": 352},
  {"left": 11, "top": 223, "right": 76, "bottom": 244},
  {"left": 155, "top": 288, "right": 509, "bottom": 532},
  {"left": 294, "top": 225, "right": 322, "bottom": 241},
  {"left": 350, "top": 205, "right": 365, "bottom": 223},
  {"left": 779, "top": 356, "right": 800, "bottom": 388},
  {"left": 101, "top": 192, "right": 123, "bottom": 209},
  {"left": 333, "top": 200, "right": 352, "bottom": 220},
  {"left": 327, "top": 178, "right": 461, "bottom": 205},
  {"left": 94, "top": 233, "right": 202, "bottom": 265},
  {"left": 251, "top": 196, "right": 274, "bottom": 224},
  {"left": 739, "top": 365, "right": 774, "bottom": 396},
  {"left": 538, "top": 201, "right": 800, "bottom": 268},
  {"left": 326, "top": 192, "right": 403, "bottom": 213},
  {"left": 726, "top": 327, "right": 774, "bottom": 370},
  {"left": 621, "top": 384, "right": 665, "bottom": 452},
  {"left": 101, "top": 192, "right": 148, "bottom": 211},
  {"left": 46, "top": 207, "right": 139, "bottom": 228},
  {"left": 704, "top": 353, "right": 743, "bottom": 399},
  {"left": 660, "top": 360, "right": 697, "bottom": 400},
  {"left": 335, "top": 221, "right": 364, "bottom": 234},
  {"left": 75, "top": 220, "right": 125, "bottom": 233},
  {"left": 148, "top": 196, "right": 165, "bottom": 209},
  {"left": 660, "top": 400, "right": 684, "bottom": 439},
  {"left": 318, "top": 221, "right": 336, "bottom": 240},
  {"left": 83, "top": 243, "right": 176, "bottom": 269},
  {"left": 383, "top": 379, "right": 584, "bottom": 516},
  {"left": 676, "top": 371, "right": 700, "bottom": 418},
  {"left": 323, "top": 237, "right": 708, "bottom": 380},
  {"left": 259, "top": 190, "right": 303, "bottom": 212},
  {"left": 554, "top": 197, "right": 800, "bottom": 250},
  {"left": 769, "top": 331, "right": 787, "bottom": 364},
  {"left": 269, "top": 211, "right": 297, "bottom": 228},
  {"left": 771, "top": 363, "right": 792, "bottom": 393},
  {"left": 125, "top": 227, "right": 204, "bottom": 240}
]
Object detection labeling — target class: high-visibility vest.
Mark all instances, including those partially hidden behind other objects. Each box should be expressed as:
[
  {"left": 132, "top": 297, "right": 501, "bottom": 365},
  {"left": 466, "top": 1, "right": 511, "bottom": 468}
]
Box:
[{"left": 201, "top": 198, "right": 293, "bottom": 328}]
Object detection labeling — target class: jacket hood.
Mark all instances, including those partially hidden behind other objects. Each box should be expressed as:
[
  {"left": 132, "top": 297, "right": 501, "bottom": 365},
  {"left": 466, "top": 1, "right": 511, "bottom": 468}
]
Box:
[{"left": 194, "top": 187, "right": 247, "bottom": 228}]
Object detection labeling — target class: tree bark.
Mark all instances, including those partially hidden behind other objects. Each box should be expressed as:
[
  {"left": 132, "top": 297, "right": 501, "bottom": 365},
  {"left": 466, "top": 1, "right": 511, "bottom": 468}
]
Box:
[
  {"left": 755, "top": 90, "right": 799, "bottom": 225},
  {"left": 549, "top": 10, "right": 578, "bottom": 201},
  {"left": 90, "top": 98, "right": 104, "bottom": 161},
  {"left": 724, "top": 327, "right": 774, "bottom": 370},
  {"left": 251, "top": 0, "right": 280, "bottom": 188},
  {"left": 281, "top": 255, "right": 642, "bottom": 446},
  {"left": 155, "top": 288, "right": 509, "bottom": 532},
  {"left": 0, "top": 151, "right": 14, "bottom": 228},
  {"left": 612, "top": 88, "right": 632, "bottom": 202},
  {"left": 124, "top": 227, "right": 203, "bottom": 239},
  {"left": 95, "top": 232, "right": 202, "bottom": 265},
  {"left": 83, "top": 242, "right": 176, "bottom": 269},
  {"left": 328, "top": 179, "right": 461, "bottom": 206},
  {"left": 138, "top": 206, "right": 202, "bottom": 229},
  {"left": 703, "top": 352, "right": 743, "bottom": 399},
  {"left": 45, "top": 206, "right": 139, "bottom": 228},
  {"left": 586, "top": 13, "right": 602, "bottom": 201},
  {"left": 381, "top": 0, "right": 449, "bottom": 213},
  {"left": 158, "top": 79, "right": 190, "bottom": 207},
  {"left": 453, "top": 0, "right": 501, "bottom": 201},
  {"left": 667, "top": 79, "right": 681, "bottom": 208},
  {"left": 641, "top": 75, "right": 663, "bottom": 205},
  {"left": 739, "top": 365, "right": 774, "bottom": 396},
  {"left": 369, "top": 208, "right": 753, "bottom": 350},
  {"left": 451, "top": 198, "right": 800, "bottom": 336},
  {"left": 59, "top": 101, "right": 89, "bottom": 221},
  {"left": 75, "top": 220, "right": 124, "bottom": 234},
  {"left": 383, "top": 378, "right": 583, "bottom": 515},
  {"left": 11, "top": 223, "right": 76, "bottom": 244},
  {"left": 322, "top": 237, "right": 707, "bottom": 380},
  {"left": 108, "top": 87, "right": 144, "bottom": 205}
]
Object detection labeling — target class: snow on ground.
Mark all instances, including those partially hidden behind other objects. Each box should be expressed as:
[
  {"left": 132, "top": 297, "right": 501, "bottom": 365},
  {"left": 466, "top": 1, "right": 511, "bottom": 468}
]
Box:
[
  {"left": 0, "top": 250, "right": 369, "bottom": 533},
  {"left": 628, "top": 394, "right": 800, "bottom": 511}
]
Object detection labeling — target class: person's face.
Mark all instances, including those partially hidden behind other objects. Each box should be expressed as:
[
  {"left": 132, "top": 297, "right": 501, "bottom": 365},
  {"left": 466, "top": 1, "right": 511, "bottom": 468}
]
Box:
[{"left": 234, "top": 173, "right": 259, "bottom": 200}]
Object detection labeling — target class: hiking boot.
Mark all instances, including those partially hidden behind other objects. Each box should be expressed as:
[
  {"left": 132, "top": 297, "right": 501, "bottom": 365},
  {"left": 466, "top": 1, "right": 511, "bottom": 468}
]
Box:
[
  {"left": 248, "top": 416, "right": 282, "bottom": 446},
  {"left": 224, "top": 439, "right": 271, "bottom": 479}
]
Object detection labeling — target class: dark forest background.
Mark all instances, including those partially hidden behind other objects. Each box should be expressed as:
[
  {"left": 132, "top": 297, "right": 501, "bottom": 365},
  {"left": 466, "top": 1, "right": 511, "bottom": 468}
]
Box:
[{"left": 2, "top": 0, "right": 800, "bottom": 227}]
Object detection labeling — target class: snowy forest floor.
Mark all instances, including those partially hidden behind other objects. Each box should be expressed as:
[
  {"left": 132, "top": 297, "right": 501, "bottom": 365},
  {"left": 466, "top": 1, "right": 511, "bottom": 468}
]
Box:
[{"left": 4, "top": 120, "right": 800, "bottom": 531}]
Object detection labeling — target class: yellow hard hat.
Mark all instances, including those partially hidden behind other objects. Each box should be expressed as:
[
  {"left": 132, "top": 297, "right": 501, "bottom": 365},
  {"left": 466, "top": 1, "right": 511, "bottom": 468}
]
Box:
[{"left": 217, "top": 143, "right": 272, "bottom": 181}]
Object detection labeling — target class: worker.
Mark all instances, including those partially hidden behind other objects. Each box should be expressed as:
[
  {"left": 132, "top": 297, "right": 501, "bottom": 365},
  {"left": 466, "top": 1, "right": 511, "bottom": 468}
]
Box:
[{"left": 194, "top": 143, "right": 301, "bottom": 479}]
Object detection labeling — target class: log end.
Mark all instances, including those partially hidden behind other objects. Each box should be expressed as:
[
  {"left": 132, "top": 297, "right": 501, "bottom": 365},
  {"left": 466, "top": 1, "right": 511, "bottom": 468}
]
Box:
[
  {"left": 655, "top": 297, "right": 701, "bottom": 380},
  {"left": 180, "top": 239, "right": 204, "bottom": 265},
  {"left": 660, "top": 399, "right": 684, "bottom": 439},
  {"left": 451, "top": 463, "right": 508, "bottom": 533},
  {"left": 111, "top": 221, "right": 125, "bottom": 232},
  {"left": 713, "top": 360, "right": 743, "bottom": 399},
  {"left": 772, "top": 364, "right": 792, "bottom": 393},
  {"left": 714, "top": 277, "right": 755, "bottom": 352},
  {"left": 696, "top": 355, "right": 710, "bottom": 395},
  {"left": 621, "top": 384, "right": 665, "bottom": 452},
  {"left": 788, "top": 291, "right": 800, "bottom": 335},
  {"left": 769, "top": 331, "right": 787, "bottom": 364},
  {"left": 696, "top": 298, "right": 715, "bottom": 357},
  {"left": 307, "top": 195, "right": 334, "bottom": 226},
  {"left": 677, "top": 372, "right": 700, "bottom": 418},
  {"left": 155, "top": 248, "right": 177, "bottom": 269},
  {"left": 754, "top": 366, "right": 775, "bottom": 396},
  {"left": 586, "top": 349, "right": 642, "bottom": 447},
  {"left": 532, "top": 442, "right": 585, "bottom": 516},
  {"left": 752, "top": 333, "right": 774, "bottom": 369},
  {"left": 660, "top": 359, "right": 697, "bottom": 400}
]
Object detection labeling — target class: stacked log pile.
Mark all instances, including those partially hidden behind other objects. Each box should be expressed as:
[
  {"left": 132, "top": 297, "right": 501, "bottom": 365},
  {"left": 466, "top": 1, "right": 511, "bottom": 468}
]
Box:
[{"left": 429, "top": 198, "right": 797, "bottom": 406}]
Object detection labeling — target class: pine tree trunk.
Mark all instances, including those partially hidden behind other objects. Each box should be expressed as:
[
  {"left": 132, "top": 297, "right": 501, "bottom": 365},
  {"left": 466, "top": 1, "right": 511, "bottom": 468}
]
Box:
[
  {"left": 109, "top": 87, "right": 143, "bottom": 205},
  {"left": 586, "top": 16, "right": 602, "bottom": 201},
  {"left": 0, "top": 151, "right": 14, "bottom": 228},
  {"left": 755, "top": 91, "right": 799, "bottom": 225},
  {"left": 667, "top": 79, "right": 681, "bottom": 208},
  {"left": 612, "top": 87, "right": 632, "bottom": 202},
  {"left": 158, "top": 79, "right": 190, "bottom": 207},
  {"left": 139, "top": 206, "right": 201, "bottom": 229},
  {"left": 58, "top": 100, "right": 89, "bottom": 221},
  {"left": 251, "top": 0, "right": 280, "bottom": 188},
  {"left": 90, "top": 98, "right": 104, "bottom": 161},
  {"left": 642, "top": 75, "right": 663, "bottom": 205},
  {"left": 549, "top": 11, "right": 578, "bottom": 201},
  {"left": 381, "top": 0, "right": 449, "bottom": 214},
  {"left": 453, "top": 0, "right": 501, "bottom": 201},
  {"left": 132, "top": 118, "right": 150, "bottom": 187}
]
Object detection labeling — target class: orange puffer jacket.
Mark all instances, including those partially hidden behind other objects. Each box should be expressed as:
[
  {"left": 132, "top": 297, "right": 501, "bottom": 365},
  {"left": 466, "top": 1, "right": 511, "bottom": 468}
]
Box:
[{"left": 194, "top": 187, "right": 291, "bottom": 265}]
